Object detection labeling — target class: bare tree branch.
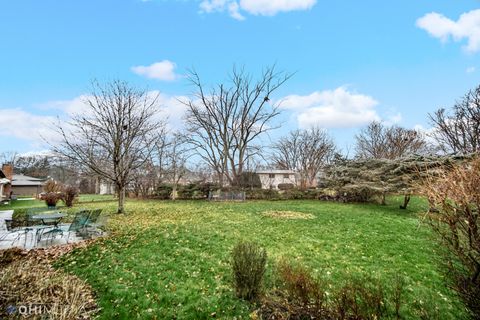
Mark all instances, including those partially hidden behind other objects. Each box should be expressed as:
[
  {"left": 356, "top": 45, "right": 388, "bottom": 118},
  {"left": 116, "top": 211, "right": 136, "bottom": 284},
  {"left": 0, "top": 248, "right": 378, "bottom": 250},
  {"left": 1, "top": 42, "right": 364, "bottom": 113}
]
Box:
[{"left": 182, "top": 65, "right": 292, "bottom": 186}]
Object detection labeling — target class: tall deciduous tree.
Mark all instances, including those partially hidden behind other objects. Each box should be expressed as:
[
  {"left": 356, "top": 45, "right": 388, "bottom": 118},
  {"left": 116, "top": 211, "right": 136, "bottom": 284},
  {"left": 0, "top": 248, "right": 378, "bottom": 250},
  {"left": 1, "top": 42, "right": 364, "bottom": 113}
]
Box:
[
  {"left": 183, "top": 65, "right": 291, "bottom": 186},
  {"left": 53, "top": 80, "right": 162, "bottom": 213},
  {"left": 272, "top": 127, "right": 336, "bottom": 189},
  {"left": 429, "top": 84, "right": 480, "bottom": 155},
  {"left": 355, "top": 121, "right": 426, "bottom": 160}
]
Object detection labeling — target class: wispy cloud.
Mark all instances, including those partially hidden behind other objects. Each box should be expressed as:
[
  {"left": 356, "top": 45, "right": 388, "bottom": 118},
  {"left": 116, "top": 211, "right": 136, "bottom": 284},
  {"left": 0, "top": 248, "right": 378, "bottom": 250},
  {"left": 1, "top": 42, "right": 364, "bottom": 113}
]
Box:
[
  {"left": 131, "top": 60, "right": 180, "bottom": 81},
  {"left": 416, "top": 9, "right": 480, "bottom": 53},
  {"left": 0, "top": 108, "right": 57, "bottom": 146},
  {"left": 199, "top": 0, "right": 316, "bottom": 20},
  {"left": 466, "top": 66, "right": 476, "bottom": 74}
]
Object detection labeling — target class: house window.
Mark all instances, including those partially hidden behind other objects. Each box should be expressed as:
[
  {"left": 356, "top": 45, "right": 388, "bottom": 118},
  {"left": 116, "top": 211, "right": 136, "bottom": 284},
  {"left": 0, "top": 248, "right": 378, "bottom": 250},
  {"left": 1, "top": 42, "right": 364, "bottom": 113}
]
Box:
[
  {"left": 283, "top": 174, "right": 290, "bottom": 179},
  {"left": 269, "top": 174, "right": 275, "bottom": 178}
]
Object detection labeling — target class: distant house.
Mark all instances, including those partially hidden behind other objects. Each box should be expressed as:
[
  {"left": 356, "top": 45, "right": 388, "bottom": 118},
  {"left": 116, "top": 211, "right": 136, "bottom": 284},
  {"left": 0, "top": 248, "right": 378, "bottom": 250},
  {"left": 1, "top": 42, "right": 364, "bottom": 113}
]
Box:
[
  {"left": 256, "top": 169, "right": 297, "bottom": 190},
  {"left": 12, "top": 174, "right": 46, "bottom": 197},
  {"left": 0, "top": 164, "right": 12, "bottom": 201},
  {"left": 99, "top": 180, "right": 115, "bottom": 195}
]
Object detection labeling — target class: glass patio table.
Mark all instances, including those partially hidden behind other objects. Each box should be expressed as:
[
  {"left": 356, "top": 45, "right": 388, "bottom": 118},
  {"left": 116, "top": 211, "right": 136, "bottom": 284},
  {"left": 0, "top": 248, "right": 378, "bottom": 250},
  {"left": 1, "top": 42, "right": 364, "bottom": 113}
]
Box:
[{"left": 31, "top": 213, "right": 66, "bottom": 227}]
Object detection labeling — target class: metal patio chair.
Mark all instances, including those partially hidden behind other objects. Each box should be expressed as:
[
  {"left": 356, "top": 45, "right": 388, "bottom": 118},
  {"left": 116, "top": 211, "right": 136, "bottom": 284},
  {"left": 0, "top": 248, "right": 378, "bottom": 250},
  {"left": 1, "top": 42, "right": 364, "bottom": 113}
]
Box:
[{"left": 37, "top": 210, "right": 90, "bottom": 245}]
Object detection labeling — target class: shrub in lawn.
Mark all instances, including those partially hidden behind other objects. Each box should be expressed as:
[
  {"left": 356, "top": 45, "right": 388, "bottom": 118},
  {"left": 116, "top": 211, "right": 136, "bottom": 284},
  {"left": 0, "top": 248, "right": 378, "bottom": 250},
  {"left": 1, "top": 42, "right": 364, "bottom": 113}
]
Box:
[
  {"left": 42, "top": 192, "right": 62, "bottom": 207},
  {"left": 275, "top": 259, "right": 329, "bottom": 317},
  {"left": 421, "top": 158, "right": 480, "bottom": 319},
  {"left": 232, "top": 241, "right": 267, "bottom": 301},
  {"left": 334, "top": 276, "right": 386, "bottom": 319},
  {"left": 257, "top": 260, "right": 408, "bottom": 320},
  {"left": 43, "top": 179, "right": 63, "bottom": 193},
  {"left": 61, "top": 185, "right": 78, "bottom": 207}
]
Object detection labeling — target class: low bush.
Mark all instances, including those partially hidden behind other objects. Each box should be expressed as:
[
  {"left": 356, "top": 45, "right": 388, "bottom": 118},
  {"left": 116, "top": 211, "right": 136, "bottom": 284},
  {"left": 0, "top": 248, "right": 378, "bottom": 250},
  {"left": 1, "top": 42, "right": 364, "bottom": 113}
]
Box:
[
  {"left": 256, "top": 259, "right": 411, "bottom": 320},
  {"left": 62, "top": 185, "right": 78, "bottom": 207},
  {"left": 42, "top": 192, "right": 62, "bottom": 207},
  {"left": 43, "top": 179, "right": 63, "bottom": 193},
  {"left": 245, "top": 188, "right": 280, "bottom": 200},
  {"left": 232, "top": 241, "right": 267, "bottom": 301},
  {"left": 177, "top": 183, "right": 201, "bottom": 199},
  {"left": 154, "top": 184, "right": 173, "bottom": 200}
]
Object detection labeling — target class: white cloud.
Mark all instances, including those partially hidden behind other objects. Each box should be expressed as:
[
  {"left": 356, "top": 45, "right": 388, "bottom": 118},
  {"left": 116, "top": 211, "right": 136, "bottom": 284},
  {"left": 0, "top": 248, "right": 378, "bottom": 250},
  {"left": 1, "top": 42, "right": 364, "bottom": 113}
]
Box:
[
  {"left": 0, "top": 108, "right": 57, "bottom": 144},
  {"left": 0, "top": 90, "right": 192, "bottom": 152},
  {"left": 131, "top": 60, "right": 180, "bottom": 81},
  {"left": 466, "top": 66, "right": 476, "bottom": 73},
  {"left": 199, "top": 0, "right": 315, "bottom": 19},
  {"left": 416, "top": 9, "right": 480, "bottom": 53},
  {"left": 38, "top": 95, "right": 91, "bottom": 116},
  {"left": 239, "top": 0, "right": 316, "bottom": 16},
  {"left": 280, "top": 87, "right": 380, "bottom": 129}
]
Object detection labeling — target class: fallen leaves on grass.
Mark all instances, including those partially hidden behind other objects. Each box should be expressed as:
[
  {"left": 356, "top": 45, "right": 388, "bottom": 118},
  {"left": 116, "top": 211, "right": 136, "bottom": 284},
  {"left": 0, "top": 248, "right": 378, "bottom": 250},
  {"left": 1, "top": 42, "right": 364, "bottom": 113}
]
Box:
[
  {"left": 0, "top": 242, "right": 99, "bottom": 319},
  {"left": 262, "top": 210, "right": 315, "bottom": 220}
]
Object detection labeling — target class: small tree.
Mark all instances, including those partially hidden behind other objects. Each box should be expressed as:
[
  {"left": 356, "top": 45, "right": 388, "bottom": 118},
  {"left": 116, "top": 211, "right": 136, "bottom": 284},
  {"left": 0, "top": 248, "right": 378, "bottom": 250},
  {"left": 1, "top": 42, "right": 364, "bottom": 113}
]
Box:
[{"left": 53, "top": 80, "right": 163, "bottom": 213}]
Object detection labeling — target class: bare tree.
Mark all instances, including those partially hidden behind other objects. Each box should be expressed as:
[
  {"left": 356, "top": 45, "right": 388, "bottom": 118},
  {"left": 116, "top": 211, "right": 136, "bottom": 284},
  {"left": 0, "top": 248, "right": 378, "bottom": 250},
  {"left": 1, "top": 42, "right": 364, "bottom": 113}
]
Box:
[
  {"left": 53, "top": 80, "right": 162, "bottom": 213},
  {"left": 163, "top": 133, "right": 190, "bottom": 200},
  {"left": 355, "top": 121, "right": 426, "bottom": 159},
  {"left": 272, "top": 127, "right": 336, "bottom": 189},
  {"left": 0, "top": 151, "right": 18, "bottom": 166},
  {"left": 429, "top": 84, "right": 480, "bottom": 154},
  {"left": 183, "top": 65, "right": 292, "bottom": 186}
]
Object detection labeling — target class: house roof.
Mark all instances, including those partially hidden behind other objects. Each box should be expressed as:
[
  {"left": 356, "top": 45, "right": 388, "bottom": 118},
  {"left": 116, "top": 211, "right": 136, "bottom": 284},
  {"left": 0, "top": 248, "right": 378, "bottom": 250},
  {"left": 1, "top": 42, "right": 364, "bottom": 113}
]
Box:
[
  {"left": 256, "top": 169, "right": 297, "bottom": 174},
  {"left": 12, "top": 174, "right": 45, "bottom": 186},
  {"left": 0, "top": 178, "right": 10, "bottom": 185}
]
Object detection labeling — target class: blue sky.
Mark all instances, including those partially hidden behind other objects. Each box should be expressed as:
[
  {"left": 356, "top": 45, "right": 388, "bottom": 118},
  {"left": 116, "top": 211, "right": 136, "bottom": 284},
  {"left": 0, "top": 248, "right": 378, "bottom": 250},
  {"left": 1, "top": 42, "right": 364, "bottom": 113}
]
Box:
[{"left": 0, "top": 0, "right": 479, "bottom": 155}]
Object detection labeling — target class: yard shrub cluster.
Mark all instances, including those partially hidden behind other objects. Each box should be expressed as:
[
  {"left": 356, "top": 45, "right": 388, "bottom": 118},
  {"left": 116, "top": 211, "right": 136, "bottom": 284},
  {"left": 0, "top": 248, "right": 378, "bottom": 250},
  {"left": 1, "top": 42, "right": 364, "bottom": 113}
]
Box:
[
  {"left": 252, "top": 259, "right": 440, "bottom": 320},
  {"left": 232, "top": 241, "right": 267, "bottom": 301},
  {"left": 230, "top": 244, "right": 444, "bottom": 320},
  {"left": 62, "top": 185, "right": 79, "bottom": 207},
  {"left": 153, "top": 184, "right": 173, "bottom": 199},
  {"left": 421, "top": 158, "right": 480, "bottom": 319}
]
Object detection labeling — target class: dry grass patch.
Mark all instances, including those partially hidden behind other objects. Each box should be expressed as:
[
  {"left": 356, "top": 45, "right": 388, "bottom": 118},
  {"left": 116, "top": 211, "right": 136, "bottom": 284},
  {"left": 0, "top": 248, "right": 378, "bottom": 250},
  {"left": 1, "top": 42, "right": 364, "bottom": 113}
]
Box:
[
  {"left": 262, "top": 210, "right": 315, "bottom": 220},
  {"left": 0, "top": 243, "right": 98, "bottom": 319}
]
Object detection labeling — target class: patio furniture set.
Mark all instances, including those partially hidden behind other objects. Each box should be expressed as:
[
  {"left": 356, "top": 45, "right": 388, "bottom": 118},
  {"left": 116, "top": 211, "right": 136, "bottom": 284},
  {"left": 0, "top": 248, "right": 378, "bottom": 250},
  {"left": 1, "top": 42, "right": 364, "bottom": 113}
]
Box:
[{"left": 0, "top": 207, "right": 106, "bottom": 249}]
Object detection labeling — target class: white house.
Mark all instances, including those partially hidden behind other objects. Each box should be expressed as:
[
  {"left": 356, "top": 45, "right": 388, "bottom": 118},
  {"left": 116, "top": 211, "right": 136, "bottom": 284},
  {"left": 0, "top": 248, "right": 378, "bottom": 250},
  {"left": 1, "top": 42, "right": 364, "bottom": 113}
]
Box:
[{"left": 256, "top": 170, "right": 297, "bottom": 190}]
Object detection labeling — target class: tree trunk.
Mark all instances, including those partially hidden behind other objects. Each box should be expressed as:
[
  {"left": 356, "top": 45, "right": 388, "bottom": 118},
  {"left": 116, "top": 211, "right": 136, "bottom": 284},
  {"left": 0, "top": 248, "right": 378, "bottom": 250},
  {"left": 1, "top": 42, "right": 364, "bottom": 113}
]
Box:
[
  {"left": 400, "top": 194, "right": 411, "bottom": 210},
  {"left": 117, "top": 186, "right": 126, "bottom": 214},
  {"left": 171, "top": 183, "right": 177, "bottom": 200}
]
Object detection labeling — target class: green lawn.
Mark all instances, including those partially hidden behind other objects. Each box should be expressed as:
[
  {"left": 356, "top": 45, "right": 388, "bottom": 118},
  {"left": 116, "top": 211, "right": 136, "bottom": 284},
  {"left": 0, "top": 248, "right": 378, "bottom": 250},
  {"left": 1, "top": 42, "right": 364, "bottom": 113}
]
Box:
[{"left": 54, "top": 198, "right": 466, "bottom": 319}]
